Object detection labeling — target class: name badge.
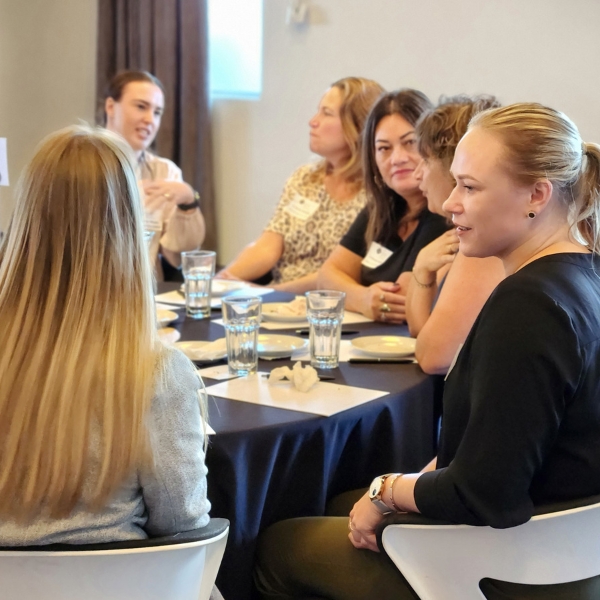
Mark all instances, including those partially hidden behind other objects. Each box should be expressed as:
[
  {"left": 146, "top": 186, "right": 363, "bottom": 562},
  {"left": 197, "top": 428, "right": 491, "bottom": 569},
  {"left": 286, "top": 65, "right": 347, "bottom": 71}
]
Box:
[
  {"left": 283, "top": 194, "right": 320, "bottom": 221},
  {"left": 362, "top": 242, "right": 393, "bottom": 269}
]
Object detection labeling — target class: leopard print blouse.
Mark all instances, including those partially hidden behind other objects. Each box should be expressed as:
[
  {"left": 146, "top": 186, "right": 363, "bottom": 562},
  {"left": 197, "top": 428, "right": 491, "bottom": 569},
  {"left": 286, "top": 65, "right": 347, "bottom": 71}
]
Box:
[{"left": 266, "top": 163, "right": 366, "bottom": 284}]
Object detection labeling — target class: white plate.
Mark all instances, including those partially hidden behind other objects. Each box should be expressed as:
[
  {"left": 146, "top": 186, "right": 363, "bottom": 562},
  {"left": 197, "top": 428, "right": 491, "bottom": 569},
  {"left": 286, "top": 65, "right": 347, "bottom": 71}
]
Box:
[
  {"left": 257, "top": 334, "right": 308, "bottom": 358},
  {"left": 179, "top": 279, "right": 249, "bottom": 297},
  {"left": 262, "top": 303, "right": 307, "bottom": 323},
  {"left": 158, "top": 327, "right": 181, "bottom": 345},
  {"left": 174, "top": 340, "right": 228, "bottom": 361},
  {"left": 351, "top": 335, "right": 416, "bottom": 358},
  {"left": 157, "top": 309, "right": 178, "bottom": 327}
]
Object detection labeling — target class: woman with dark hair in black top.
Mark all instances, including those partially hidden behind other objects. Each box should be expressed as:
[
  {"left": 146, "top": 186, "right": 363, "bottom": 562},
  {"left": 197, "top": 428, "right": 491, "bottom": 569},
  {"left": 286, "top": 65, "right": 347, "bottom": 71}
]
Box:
[{"left": 318, "top": 89, "right": 449, "bottom": 324}]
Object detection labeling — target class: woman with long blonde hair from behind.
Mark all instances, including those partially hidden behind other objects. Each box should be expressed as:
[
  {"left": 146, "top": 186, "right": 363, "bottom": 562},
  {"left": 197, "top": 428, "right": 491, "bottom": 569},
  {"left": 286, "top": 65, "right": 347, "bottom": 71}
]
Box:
[{"left": 0, "top": 125, "right": 209, "bottom": 542}]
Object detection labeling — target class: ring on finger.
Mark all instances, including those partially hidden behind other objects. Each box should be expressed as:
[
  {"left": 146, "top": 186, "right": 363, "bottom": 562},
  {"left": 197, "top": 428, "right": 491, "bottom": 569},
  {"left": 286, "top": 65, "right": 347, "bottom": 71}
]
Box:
[
  {"left": 348, "top": 520, "right": 356, "bottom": 531},
  {"left": 380, "top": 303, "right": 391, "bottom": 313},
  {"left": 379, "top": 293, "right": 385, "bottom": 301},
  {"left": 164, "top": 193, "right": 172, "bottom": 199},
  {"left": 381, "top": 313, "right": 387, "bottom": 322}
]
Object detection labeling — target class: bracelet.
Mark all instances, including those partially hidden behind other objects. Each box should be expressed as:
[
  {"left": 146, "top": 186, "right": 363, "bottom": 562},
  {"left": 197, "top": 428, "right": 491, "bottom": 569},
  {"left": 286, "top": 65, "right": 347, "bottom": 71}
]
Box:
[
  {"left": 412, "top": 271, "right": 435, "bottom": 289},
  {"left": 388, "top": 473, "right": 404, "bottom": 512}
]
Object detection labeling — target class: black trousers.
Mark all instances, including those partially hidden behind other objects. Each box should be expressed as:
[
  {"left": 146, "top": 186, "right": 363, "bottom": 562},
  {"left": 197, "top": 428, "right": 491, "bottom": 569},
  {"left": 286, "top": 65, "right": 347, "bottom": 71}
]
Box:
[{"left": 254, "top": 490, "right": 600, "bottom": 600}]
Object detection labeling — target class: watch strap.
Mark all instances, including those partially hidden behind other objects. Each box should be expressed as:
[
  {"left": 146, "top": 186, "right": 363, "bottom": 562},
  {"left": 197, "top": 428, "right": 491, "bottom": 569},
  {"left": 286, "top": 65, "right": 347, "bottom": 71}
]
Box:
[{"left": 178, "top": 191, "right": 201, "bottom": 211}]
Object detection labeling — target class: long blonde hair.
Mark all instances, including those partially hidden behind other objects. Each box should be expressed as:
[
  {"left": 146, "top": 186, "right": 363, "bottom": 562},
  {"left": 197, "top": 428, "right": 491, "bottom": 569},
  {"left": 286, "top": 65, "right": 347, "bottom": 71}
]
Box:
[
  {"left": 311, "top": 77, "right": 385, "bottom": 186},
  {"left": 0, "top": 125, "right": 160, "bottom": 520},
  {"left": 470, "top": 103, "right": 600, "bottom": 254}
]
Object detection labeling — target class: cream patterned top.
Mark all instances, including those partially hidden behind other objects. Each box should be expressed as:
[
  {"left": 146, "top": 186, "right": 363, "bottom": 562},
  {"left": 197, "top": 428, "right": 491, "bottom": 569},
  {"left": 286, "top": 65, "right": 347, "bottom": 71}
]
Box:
[{"left": 266, "top": 164, "right": 366, "bottom": 284}]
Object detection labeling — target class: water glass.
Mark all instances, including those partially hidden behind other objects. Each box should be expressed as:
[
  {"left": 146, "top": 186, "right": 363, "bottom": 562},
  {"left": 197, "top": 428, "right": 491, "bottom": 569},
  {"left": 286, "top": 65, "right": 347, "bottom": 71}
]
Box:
[
  {"left": 306, "top": 290, "right": 346, "bottom": 369},
  {"left": 222, "top": 296, "right": 262, "bottom": 376},
  {"left": 182, "top": 250, "right": 216, "bottom": 319}
]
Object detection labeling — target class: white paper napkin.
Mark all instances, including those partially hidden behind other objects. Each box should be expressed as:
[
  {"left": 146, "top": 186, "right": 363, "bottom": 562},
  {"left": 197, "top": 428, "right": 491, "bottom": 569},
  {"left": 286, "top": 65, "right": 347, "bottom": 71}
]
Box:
[
  {"left": 197, "top": 364, "right": 238, "bottom": 381},
  {"left": 156, "top": 287, "right": 276, "bottom": 309},
  {"left": 204, "top": 374, "right": 388, "bottom": 417}
]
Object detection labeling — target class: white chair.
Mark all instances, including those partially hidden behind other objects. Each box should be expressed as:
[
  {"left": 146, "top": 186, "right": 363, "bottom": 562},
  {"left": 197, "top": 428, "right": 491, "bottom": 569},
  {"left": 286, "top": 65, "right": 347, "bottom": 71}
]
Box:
[
  {"left": 378, "top": 498, "right": 600, "bottom": 600},
  {"left": 0, "top": 517, "right": 229, "bottom": 600}
]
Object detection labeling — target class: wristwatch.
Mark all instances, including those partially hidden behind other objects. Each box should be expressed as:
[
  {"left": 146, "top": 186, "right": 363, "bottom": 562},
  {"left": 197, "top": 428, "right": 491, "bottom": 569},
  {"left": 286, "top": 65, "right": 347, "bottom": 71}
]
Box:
[
  {"left": 369, "top": 473, "right": 394, "bottom": 514},
  {"left": 178, "top": 191, "right": 201, "bottom": 211}
]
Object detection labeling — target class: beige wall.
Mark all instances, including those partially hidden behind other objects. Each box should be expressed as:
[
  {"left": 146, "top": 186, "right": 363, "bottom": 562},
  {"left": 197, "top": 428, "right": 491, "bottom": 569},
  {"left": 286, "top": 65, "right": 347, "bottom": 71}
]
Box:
[
  {"left": 0, "top": 0, "right": 97, "bottom": 230},
  {"left": 213, "top": 0, "right": 600, "bottom": 263},
  {"left": 1, "top": 0, "right": 599, "bottom": 258}
]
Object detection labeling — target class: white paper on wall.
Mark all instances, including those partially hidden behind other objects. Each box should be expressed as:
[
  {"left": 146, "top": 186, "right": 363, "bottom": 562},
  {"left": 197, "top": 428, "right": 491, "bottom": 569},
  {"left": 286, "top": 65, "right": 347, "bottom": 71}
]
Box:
[{"left": 0, "top": 139, "right": 8, "bottom": 186}]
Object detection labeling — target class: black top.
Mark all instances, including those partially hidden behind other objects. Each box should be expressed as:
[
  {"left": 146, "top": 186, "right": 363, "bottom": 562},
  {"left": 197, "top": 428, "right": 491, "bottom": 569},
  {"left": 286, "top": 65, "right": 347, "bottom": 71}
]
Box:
[
  {"left": 340, "top": 205, "right": 449, "bottom": 286},
  {"left": 415, "top": 253, "right": 600, "bottom": 528}
]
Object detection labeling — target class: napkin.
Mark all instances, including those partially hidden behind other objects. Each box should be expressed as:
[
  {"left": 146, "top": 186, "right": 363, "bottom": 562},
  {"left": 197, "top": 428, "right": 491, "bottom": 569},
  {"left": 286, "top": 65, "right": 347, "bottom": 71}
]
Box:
[
  {"left": 268, "top": 361, "right": 319, "bottom": 392},
  {"left": 270, "top": 297, "right": 307, "bottom": 317}
]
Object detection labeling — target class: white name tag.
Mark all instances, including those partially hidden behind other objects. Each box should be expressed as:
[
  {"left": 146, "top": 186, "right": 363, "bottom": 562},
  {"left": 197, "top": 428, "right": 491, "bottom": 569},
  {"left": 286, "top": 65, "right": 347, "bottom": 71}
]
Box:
[
  {"left": 362, "top": 242, "right": 393, "bottom": 269},
  {"left": 283, "top": 194, "right": 320, "bottom": 221}
]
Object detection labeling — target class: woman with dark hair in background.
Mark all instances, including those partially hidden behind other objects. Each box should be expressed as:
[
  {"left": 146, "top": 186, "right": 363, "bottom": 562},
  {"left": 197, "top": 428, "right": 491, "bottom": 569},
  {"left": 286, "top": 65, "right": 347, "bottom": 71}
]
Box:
[
  {"left": 104, "top": 70, "right": 206, "bottom": 280},
  {"left": 406, "top": 95, "right": 506, "bottom": 374},
  {"left": 219, "top": 77, "right": 385, "bottom": 293},
  {"left": 318, "top": 89, "right": 449, "bottom": 323}
]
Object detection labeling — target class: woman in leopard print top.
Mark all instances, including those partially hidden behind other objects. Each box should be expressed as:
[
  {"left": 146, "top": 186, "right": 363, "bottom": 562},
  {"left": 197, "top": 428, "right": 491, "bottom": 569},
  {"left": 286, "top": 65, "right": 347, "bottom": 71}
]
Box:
[{"left": 219, "top": 77, "right": 384, "bottom": 293}]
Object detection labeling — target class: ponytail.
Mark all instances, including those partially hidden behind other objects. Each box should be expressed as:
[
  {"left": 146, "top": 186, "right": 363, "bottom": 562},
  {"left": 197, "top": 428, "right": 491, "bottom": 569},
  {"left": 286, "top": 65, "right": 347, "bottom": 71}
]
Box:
[{"left": 577, "top": 142, "right": 600, "bottom": 254}]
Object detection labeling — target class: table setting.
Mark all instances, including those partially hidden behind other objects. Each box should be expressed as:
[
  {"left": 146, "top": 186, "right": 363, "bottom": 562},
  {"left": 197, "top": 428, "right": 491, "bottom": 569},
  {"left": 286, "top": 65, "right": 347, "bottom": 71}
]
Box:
[{"left": 154, "top": 265, "right": 443, "bottom": 600}]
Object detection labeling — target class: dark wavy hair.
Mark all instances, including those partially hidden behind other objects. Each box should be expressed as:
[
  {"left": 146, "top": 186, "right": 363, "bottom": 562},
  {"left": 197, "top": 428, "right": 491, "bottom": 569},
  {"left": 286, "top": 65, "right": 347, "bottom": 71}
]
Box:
[{"left": 362, "top": 89, "right": 433, "bottom": 246}]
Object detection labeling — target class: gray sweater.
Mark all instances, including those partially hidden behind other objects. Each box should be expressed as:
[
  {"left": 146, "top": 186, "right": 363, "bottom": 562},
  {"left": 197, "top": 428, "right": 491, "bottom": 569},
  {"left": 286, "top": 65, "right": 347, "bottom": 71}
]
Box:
[{"left": 0, "top": 347, "right": 210, "bottom": 545}]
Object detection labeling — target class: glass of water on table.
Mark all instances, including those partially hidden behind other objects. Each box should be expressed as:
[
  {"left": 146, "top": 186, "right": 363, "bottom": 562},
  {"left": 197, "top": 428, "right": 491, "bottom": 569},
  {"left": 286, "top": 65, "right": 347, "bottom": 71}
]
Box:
[
  {"left": 222, "top": 296, "right": 262, "bottom": 376},
  {"left": 306, "top": 290, "right": 346, "bottom": 369},
  {"left": 181, "top": 250, "right": 217, "bottom": 319}
]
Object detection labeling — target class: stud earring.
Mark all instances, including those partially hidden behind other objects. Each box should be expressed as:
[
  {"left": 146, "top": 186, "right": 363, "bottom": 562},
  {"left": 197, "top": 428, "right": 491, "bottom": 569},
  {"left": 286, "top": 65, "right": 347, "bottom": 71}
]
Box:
[{"left": 527, "top": 212, "right": 536, "bottom": 219}]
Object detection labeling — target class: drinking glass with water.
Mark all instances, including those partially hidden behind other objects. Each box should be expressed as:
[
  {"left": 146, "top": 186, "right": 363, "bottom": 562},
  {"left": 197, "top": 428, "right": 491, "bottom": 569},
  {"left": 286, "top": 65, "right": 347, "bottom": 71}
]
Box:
[
  {"left": 221, "top": 296, "right": 262, "bottom": 376},
  {"left": 182, "top": 250, "right": 216, "bottom": 319},
  {"left": 306, "top": 290, "right": 346, "bottom": 369}
]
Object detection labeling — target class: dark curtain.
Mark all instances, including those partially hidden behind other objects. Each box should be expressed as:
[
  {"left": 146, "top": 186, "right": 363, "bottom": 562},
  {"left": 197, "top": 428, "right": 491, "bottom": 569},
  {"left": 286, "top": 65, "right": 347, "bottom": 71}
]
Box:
[{"left": 96, "top": 0, "right": 217, "bottom": 250}]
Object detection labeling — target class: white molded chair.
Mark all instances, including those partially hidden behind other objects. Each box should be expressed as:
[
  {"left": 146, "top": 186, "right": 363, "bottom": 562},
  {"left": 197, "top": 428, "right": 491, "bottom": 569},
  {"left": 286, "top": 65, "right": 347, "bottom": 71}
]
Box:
[
  {"left": 0, "top": 517, "right": 229, "bottom": 600},
  {"left": 378, "top": 498, "right": 600, "bottom": 600}
]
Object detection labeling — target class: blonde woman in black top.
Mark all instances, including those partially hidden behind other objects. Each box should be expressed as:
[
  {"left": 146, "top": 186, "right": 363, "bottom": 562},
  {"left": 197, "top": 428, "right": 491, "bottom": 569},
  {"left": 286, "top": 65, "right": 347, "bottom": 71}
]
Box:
[{"left": 256, "top": 104, "right": 600, "bottom": 600}]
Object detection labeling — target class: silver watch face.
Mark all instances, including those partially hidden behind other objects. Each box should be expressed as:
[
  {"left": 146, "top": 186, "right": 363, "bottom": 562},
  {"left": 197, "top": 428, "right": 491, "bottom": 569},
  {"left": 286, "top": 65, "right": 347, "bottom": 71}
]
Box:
[{"left": 369, "top": 476, "right": 384, "bottom": 500}]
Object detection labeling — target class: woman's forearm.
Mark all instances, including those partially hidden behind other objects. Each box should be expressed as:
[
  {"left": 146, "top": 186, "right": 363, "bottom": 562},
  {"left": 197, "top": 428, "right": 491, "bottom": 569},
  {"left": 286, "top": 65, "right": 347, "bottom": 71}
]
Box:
[
  {"left": 406, "top": 273, "right": 439, "bottom": 337},
  {"left": 406, "top": 271, "right": 438, "bottom": 337},
  {"left": 221, "top": 231, "right": 284, "bottom": 282},
  {"left": 317, "top": 246, "right": 369, "bottom": 314},
  {"left": 415, "top": 255, "right": 505, "bottom": 375},
  {"left": 272, "top": 272, "right": 319, "bottom": 294},
  {"left": 381, "top": 472, "right": 421, "bottom": 514},
  {"left": 318, "top": 263, "right": 368, "bottom": 313}
]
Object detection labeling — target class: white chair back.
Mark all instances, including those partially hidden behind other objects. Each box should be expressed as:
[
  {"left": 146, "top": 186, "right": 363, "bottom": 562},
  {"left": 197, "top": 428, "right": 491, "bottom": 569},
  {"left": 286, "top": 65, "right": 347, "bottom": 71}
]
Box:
[
  {"left": 382, "top": 502, "right": 600, "bottom": 600},
  {"left": 0, "top": 525, "right": 228, "bottom": 600}
]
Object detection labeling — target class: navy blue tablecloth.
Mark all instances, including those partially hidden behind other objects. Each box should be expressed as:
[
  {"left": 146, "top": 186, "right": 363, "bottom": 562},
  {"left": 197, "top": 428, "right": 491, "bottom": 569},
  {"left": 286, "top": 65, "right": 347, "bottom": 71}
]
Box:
[{"left": 158, "top": 284, "right": 442, "bottom": 600}]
